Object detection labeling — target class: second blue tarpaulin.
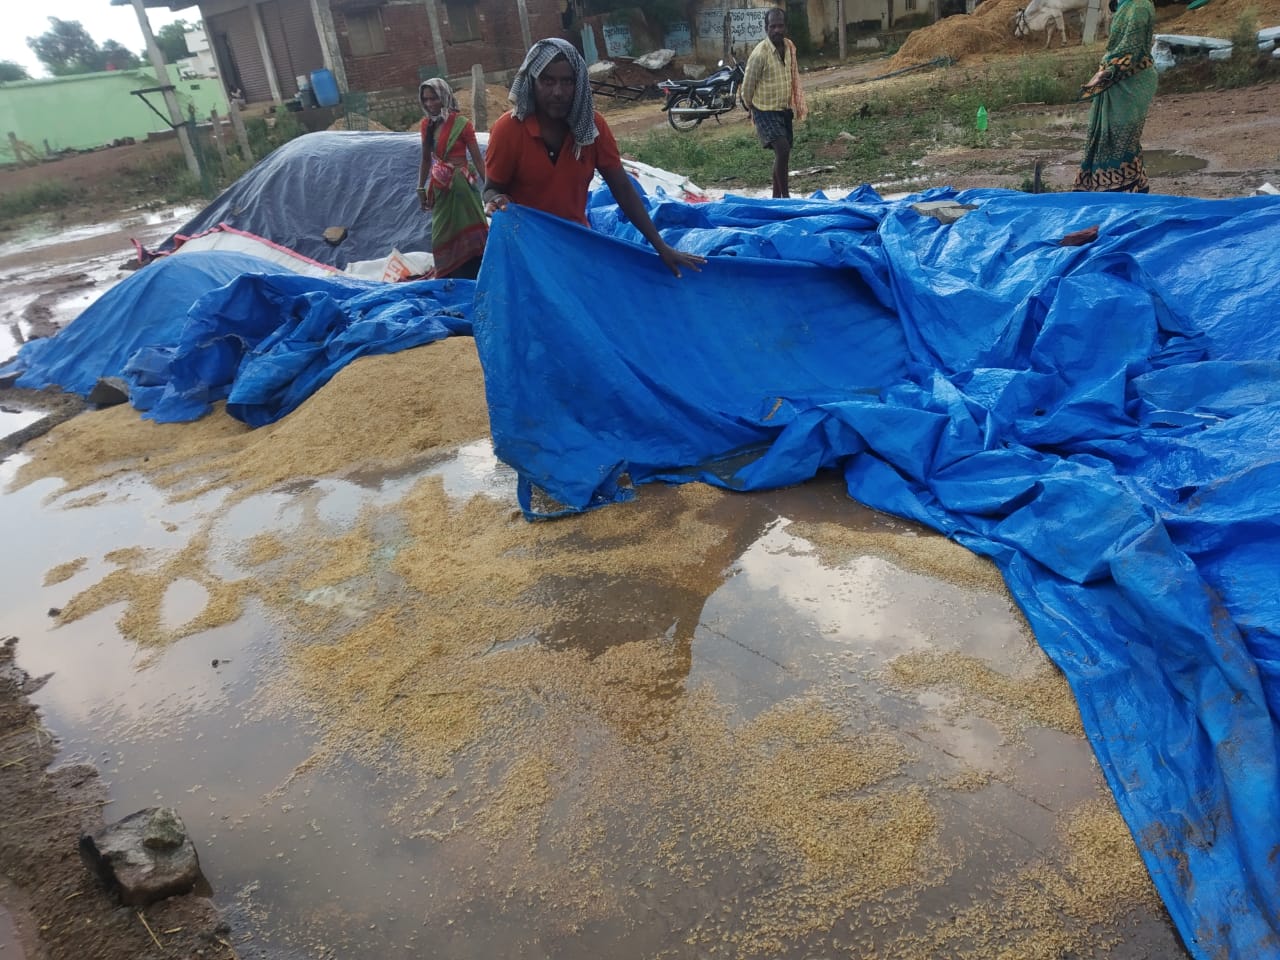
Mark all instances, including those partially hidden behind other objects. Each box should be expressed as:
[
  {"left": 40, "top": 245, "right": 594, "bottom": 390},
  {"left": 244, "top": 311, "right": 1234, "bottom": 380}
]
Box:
[{"left": 474, "top": 191, "right": 1280, "bottom": 960}]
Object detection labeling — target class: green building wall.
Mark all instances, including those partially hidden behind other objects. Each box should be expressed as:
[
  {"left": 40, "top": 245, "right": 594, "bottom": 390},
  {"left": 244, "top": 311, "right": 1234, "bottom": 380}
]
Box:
[{"left": 0, "top": 66, "right": 229, "bottom": 163}]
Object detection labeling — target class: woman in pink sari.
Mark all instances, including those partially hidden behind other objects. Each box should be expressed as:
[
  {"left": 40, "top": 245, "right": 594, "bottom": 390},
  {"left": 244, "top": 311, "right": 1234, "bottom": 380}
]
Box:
[{"left": 416, "top": 78, "right": 488, "bottom": 279}]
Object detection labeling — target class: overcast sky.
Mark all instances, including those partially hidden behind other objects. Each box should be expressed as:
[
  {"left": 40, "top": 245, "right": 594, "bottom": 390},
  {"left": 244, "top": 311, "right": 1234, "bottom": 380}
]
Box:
[{"left": 2, "top": 1, "right": 191, "bottom": 78}]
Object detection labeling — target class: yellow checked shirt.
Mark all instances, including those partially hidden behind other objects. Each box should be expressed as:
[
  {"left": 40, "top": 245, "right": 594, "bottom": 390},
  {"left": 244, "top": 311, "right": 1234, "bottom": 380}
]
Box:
[{"left": 742, "top": 37, "right": 793, "bottom": 111}]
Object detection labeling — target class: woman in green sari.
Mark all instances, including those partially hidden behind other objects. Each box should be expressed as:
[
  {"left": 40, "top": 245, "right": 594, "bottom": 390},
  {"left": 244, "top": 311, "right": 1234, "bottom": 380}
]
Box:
[
  {"left": 1074, "top": 0, "right": 1157, "bottom": 193},
  {"left": 417, "top": 78, "right": 488, "bottom": 279}
]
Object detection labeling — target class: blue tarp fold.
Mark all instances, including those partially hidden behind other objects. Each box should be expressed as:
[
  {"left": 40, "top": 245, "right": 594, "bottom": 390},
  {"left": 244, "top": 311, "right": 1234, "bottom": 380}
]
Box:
[
  {"left": 126, "top": 271, "right": 473, "bottom": 426},
  {"left": 1, "top": 251, "right": 474, "bottom": 427},
  {"left": 476, "top": 192, "right": 1280, "bottom": 960}
]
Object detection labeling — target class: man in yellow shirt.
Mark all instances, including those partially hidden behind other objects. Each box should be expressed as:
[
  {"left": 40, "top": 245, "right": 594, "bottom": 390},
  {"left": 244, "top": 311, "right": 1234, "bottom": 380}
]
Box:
[{"left": 741, "top": 7, "right": 808, "bottom": 198}]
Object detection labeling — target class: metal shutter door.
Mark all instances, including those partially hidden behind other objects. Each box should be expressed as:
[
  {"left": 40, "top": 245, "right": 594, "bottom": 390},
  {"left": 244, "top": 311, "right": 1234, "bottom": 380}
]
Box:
[
  {"left": 260, "top": 0, "right": 328, "bottom": 98},
  {"left": 208, "top": 7, "right": 272, "bottom": 103}
]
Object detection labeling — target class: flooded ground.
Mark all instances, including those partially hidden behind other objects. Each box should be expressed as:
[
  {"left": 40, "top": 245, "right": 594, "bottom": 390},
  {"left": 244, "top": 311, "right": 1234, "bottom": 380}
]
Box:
[
  {"left": 1, "top": 449, "right": 1187, "bottom": 959},
  {"left": 1, "top": 245, "right": 1188, "bottom": 958},
  {"left": 0, "top": 205, "right": 195, "bottom": 362}
]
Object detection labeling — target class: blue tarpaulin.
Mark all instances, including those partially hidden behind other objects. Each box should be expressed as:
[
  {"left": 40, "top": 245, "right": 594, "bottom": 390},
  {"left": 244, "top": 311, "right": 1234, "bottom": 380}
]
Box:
[
  {"left": 475, "top": 192, "right": 1280, "bottom": 960},
  {"left": 0, "top": 251, "right": 474, "bottom": 427},
  {"left": 1, "top": 251, "right": 274, "bottom": 396},
  {"left": 124, "top": 269, "right": 473, "bottom": 426},
  {"left": 154, "top": 131, "right": 437, "bottom": 268}
]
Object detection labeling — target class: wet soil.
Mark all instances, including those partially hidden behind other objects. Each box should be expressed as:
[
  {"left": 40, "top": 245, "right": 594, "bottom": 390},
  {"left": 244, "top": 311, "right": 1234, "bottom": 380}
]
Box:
[
  {"left": 0, "top": 637, "right": 237, "bottom": 960},
  {"left": 600, "top": 61, "right": 1280, "bottom": 198}
]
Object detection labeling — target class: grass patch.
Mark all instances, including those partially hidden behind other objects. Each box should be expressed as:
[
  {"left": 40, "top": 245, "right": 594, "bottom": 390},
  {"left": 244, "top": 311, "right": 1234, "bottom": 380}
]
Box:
[
  {"left": 0, "top": 181, "right": 88, "bottom": 219},
  {"left": 621, "top": 50, "right": 1096, "bottom": 190}
]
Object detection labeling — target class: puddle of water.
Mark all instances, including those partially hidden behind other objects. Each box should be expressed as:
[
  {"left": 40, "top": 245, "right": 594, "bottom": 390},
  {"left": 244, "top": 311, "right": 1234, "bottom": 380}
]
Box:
[
  {"left": 0, "top": 444, "right": 1186, "bottom": 959},
  {"left": 0, "top": 408, "right": 45, "bottom": 442},
  {"left": 1145, "top": 149, "right": 1210, "bottom": 176},
  {"left": 0, "top": 206, "right": 197, "bottom": 261}
]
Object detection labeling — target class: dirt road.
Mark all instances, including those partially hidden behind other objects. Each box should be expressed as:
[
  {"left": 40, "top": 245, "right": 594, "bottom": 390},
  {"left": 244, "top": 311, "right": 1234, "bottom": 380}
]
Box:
[{"left": 598, "top": 63, "right": 1280, "bottom": 198}]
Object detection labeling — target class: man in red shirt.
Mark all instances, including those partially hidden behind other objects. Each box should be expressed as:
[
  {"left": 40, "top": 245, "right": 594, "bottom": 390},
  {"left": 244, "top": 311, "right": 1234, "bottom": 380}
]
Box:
[{"left": 484, "top": 38, "right": 705, "bottom": 279}]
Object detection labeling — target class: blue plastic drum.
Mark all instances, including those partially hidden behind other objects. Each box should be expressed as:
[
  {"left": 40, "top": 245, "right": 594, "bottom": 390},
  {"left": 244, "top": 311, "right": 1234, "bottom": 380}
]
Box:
[{"left": 310, "top": 68, "right": 341, "bottom": 107}]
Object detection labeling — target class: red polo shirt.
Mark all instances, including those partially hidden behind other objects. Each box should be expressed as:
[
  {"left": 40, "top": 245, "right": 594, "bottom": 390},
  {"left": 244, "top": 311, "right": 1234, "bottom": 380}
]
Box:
[{"left": 484, "top": 110, "right": 622, "bottom": 226}]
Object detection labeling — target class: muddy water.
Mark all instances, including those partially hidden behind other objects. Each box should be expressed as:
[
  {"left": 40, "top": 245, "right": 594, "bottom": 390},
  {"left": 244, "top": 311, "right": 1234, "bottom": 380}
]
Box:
[
  {"left": 0, "top": 435, "right": 1188, "bottom": 959},
  {"left": 0, "top": 206, "right": 195, "bottom": 362}
]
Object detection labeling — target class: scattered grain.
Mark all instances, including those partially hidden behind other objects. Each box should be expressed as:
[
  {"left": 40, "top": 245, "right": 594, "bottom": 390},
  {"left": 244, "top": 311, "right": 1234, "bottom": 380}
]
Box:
[{"left": 42, "top": 557, "right": 87, "bottom": 586}]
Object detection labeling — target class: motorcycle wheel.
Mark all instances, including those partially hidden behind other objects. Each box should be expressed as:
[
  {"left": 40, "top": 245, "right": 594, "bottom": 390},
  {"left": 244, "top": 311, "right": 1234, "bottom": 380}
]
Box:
[{"left": 667, "top": 93, "right": 703, "bottom": 132}]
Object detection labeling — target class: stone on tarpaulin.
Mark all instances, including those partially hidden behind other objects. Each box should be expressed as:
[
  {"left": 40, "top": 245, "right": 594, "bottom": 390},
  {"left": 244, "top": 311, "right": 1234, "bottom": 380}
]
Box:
[
  {"left": 79, "top": 806, "right": 207, "bottom": 907},
  {"left": 910, "top": 200, "right": 979, "bottom": 225}
]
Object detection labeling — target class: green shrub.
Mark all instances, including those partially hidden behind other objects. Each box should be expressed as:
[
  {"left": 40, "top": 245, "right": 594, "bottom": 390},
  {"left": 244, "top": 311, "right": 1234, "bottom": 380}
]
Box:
[
  {"left": 0, "top": 181, "right": 87, "bottom": 219},
  {"left": 1214, "top": 10, "right": 1263, "bottom": 88}
]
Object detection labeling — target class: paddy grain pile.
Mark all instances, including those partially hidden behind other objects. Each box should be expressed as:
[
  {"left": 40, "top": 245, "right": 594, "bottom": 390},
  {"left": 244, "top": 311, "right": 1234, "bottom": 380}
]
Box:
[{"left": 10, "top": 336, "right": 1166, "bottom": 957}]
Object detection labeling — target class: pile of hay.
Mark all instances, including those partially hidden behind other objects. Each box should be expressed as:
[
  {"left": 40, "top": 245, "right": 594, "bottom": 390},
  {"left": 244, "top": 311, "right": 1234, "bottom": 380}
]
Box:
[
  {"left": 891, "top": 0, "right": 1034, "bottom": 67},
  {"left": 1163, "top": 0, "right": 1280, "bottom": 37},
  {"left": 892, "top": 0, "right": 1280, "bottom": 68},
  {"left": 456, "top": 82, "right": 516, "bottom": 132}
]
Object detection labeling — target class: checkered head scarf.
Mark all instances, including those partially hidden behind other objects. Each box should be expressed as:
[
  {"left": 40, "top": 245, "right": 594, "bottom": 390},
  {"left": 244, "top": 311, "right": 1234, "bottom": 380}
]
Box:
[
  {"left": 419, "top": 78, "right": 458, "bottom": 118},
  {"left": 508, "top": 38, "right": 598, "bottom": 158}
]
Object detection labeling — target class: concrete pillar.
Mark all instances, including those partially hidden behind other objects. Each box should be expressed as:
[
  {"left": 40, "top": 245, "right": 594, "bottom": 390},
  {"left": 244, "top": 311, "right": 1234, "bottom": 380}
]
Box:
[
  {"left": 1082, "top": 0, "right": 1103, "bottom": 43},
  {"left": 309, "top": 0, "right": 349, "bottom": 91},
  {"left": 470, "top": 63, "right": 488, "bottom": 131},
  {"left": 229, "top": 101, "right": 254, "bottom": 162},
  {"left": 209, "top": 108, "right": 229, "bottom": 165},
  {"left": 516, "top": 0, "right": 533, "bottom": 54},
  {"left": 129, "top": 0, "right": 200, "bottom": 178},
  {"left": 422, "top": 0, "right": 449, "bottom": 76}
]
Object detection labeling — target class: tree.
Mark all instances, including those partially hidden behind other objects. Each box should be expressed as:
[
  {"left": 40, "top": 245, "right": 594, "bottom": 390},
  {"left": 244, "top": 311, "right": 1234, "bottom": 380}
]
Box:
[
  {"left": 27, "top": 18, "right": 98, "bottom": 76},
  {"left": 26, "top": 17, "right": 142, "bottom": 76},
  {"left": 0, "top": 60, "right": 31, "bottom": 82},
  {"left": 99, "top": 40, "right": 143, "bottom": 71},
  {"left": 156, "top": 21, "right": 193, "bottom": 63}
]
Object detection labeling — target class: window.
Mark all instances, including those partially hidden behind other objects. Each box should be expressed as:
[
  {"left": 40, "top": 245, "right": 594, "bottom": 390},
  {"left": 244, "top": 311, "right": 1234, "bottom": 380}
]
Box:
[
  {"left": 445, "top": 0, "right": 482, "bottom": 42},
  {"left": 346, "top": 10, "right": 386, "bottom": 56}
]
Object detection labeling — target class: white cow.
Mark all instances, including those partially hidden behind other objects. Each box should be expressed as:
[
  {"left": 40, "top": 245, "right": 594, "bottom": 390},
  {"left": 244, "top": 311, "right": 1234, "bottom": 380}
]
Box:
[{"left": 1013, "top": 0, "right": 1110, "bottom": 47}]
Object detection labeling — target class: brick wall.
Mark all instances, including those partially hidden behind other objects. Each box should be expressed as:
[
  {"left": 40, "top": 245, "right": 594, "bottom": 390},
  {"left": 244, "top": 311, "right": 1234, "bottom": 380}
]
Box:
[{"left": 336, "top": 0, "right": 569, "bottom": 99}]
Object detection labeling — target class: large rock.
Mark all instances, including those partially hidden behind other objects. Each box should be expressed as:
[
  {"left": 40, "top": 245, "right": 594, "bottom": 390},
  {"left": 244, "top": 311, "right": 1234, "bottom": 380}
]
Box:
[
  {"left": 79, "top": 807, "right": 206, "bottom": 907},
  {"left": 86, "top": 377, "right": 130, "bottom": 407}
]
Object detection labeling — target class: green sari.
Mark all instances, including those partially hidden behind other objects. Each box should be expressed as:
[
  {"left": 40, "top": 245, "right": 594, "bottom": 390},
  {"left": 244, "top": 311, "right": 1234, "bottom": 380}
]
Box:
[
  {"left": 1074, "top": 0, "right": 1157, "bottom": 193},
  {"left": 425, "top": 112, "right": 488, "bottom": 278}
]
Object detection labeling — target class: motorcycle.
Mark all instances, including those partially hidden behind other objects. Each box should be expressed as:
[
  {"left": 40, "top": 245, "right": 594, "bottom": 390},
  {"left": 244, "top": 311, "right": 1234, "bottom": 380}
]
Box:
[{"left": 657, "top": 57, "right": 746, "bottom": 132}]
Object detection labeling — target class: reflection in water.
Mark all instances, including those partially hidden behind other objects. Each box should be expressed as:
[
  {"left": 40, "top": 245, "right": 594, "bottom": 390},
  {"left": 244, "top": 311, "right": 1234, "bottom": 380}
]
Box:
[{"left": 0, "top": 446, "right": 1183, "bottom": 959}]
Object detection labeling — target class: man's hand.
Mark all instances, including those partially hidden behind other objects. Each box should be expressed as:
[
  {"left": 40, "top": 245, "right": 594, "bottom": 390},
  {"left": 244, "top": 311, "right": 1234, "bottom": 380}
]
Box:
[
  {"left": 657, "top": 242, "right": 706, "bottom": 279},
  {"left": 484, "top": 193, "right": 510, "bottom": 215}
]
